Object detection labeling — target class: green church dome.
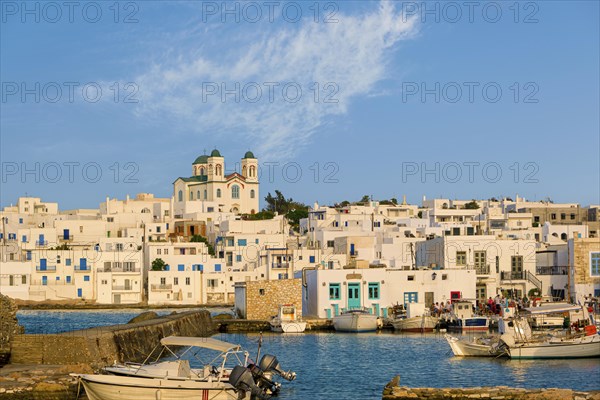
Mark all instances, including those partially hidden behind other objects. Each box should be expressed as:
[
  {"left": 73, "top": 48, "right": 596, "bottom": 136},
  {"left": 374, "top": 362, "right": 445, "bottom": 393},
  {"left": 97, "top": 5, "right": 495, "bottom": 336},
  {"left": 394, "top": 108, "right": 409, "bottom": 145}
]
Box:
[
  {"left": 193, "top": 155, "right": 209, "bottom": 164},
  {"left": 243, "top": 151, "right": 255, "bottom": 159},
  {"left": 210, "top": 149, "right": 222, "bottom": 157}
]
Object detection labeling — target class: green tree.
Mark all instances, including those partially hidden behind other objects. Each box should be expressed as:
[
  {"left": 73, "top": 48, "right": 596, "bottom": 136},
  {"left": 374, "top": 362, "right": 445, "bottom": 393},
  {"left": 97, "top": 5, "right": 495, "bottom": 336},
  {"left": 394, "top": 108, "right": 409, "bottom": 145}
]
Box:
[
  {"left": 464, "top": 200, "right": 480, "bottom": 210},
  {"left": 151, "top": 258, "right": 166, "bottom": 271},
  {"left": 360, "top": 195, "right": 371, "bottom": 204},
  {"left": 190, "top": 235, "right": 215, "bottom": 256}
]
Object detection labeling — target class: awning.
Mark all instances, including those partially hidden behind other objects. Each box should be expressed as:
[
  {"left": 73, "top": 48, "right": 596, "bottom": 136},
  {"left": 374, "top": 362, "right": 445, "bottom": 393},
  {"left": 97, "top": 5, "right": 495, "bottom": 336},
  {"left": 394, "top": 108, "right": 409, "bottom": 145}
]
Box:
[
  {"left": 160, "top": 336, "right": 241, "bottom": 352},
  {"left": 523, "top": 304, "right": 582, "bottom": 315}
]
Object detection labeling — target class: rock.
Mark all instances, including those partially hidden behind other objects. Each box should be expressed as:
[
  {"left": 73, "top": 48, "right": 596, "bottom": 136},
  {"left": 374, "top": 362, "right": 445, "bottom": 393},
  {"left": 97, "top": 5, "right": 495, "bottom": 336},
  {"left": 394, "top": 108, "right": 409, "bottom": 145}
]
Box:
[
  {"left": 127, "top": 311, "right": 159, "bottom": 324},
  {"left": 212, "top": 313, "right": 233, "bottom": 320},
  {"left": 33, "top": 382, "right": 66, "bottom": 392}
]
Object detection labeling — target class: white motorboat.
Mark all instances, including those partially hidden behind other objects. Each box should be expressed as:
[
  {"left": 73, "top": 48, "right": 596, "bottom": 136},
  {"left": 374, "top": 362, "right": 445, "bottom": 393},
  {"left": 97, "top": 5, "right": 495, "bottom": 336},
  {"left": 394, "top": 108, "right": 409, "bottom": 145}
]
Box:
[
  {"left": 444, "top": 334, "right": 506, "bottom": 357},
  {"left": 270, "top": 305, "right": 307, "bottom": 333},
  {"left": 391, "top": 303, "right": 438, "bottom": 333},
  {"left": 445, "top": 300, "right": 489, "bottom": 332},
  {"left": 333, "top": 308, "right": 382, "bottom": 332},
  {"left": 78, "top": 336, "right": 298, "bottom": 399}
]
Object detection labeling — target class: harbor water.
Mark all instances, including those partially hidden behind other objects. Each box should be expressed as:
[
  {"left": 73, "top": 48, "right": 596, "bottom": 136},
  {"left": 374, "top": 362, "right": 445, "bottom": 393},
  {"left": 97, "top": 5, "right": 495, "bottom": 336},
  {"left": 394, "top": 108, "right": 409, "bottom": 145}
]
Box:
[{"left": 17, "top": 311, "right": 600, "bottom": 399}]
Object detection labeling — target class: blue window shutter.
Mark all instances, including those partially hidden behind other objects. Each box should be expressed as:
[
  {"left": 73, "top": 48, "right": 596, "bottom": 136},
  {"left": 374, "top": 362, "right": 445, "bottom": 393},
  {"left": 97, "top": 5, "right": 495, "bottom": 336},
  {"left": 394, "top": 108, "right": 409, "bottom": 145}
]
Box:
[
  {"left": 63, "top": 229, "right": 69, "bottom": 239},
  {"left": 26, "top": 251, "right": 31, "bottom": 260},
  {"left": 56, "top": 276, "right": 60, "bottom": 280},
  {"left": 19, "top": 218, "right": 23, "bottom": 224},
  {"left": 178, "top": 264, "right": 185, "bottom": 272},
  {"left": 80, "top": 258, "right": 87, "bottom": 270},
  {"left": 236, "top": 255, "right": 242, "bottom": 262},
  {"left": 77, "top": 288, "right": 82, "bottom": 297},
  {"left": 309, "top": 256, "right": 315, "bottom": 263},
  {"left": 22, "top": 235, "right": 26, "bottom": 243},
  {"left": 199, "top": 264, "right": 204, "bottom": 272},
  {"left": 42, "top": 276, "right": 47, "bottom": 285},
  {"left": 238, "top": 239, "right": 247, "bottom": 246},
  {"left": 66, "top": 258, "right": 71, "bottom": 266},
  {"left": 40, "top": 259, "right": 47, "bottom": 271},
  {"left": 66, "top": 276, "right": 71, "bottom": 283},
  {"left": 84, "top": 275, "right": 90, "bottom": 282},
  {"left": 215, "top": 264, "right": 222, "bottom": 272},
  {"left": 165, "top": 265, "right": 170, "bottom": 271},
  {"left": 255, "top": 239, "right": 259, "bottom": 244}
]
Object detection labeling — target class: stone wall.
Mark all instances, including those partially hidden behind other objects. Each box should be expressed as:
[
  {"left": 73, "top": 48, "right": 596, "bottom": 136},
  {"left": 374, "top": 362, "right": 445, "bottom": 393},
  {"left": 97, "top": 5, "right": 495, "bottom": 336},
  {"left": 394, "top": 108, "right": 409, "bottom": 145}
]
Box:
[
  {"left": 383, "top": 376, "right": 600, "bottom": 400},
  {"left": 243, "top": 279, "right": 302, "bottom": 320},
  {"left": 573, "top": 237, "right": 600, "bottom": 285},
  {"left": 10, "top": 310, "right": 213, "bottom": 367},
  {"left": 0, "top": 294, "right": 24, "bottom": 366}
]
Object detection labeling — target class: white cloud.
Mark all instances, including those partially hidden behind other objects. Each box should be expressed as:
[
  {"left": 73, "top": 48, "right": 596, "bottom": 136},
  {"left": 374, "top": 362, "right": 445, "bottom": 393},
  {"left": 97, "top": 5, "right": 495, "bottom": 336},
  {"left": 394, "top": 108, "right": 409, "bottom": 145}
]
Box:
[{"left": 133, "top": 1, "right": 418, "bottom": 159}]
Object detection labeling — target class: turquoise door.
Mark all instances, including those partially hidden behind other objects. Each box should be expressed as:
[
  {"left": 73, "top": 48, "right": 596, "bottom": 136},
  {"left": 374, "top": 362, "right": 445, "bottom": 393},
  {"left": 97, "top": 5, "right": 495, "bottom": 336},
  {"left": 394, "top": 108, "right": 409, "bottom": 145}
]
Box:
[
  {"left": 348, "top": 283, "right": 361, "bottom": 310},
  {"left": 404, "top": 292, "right": 418, "bottom": 307}
]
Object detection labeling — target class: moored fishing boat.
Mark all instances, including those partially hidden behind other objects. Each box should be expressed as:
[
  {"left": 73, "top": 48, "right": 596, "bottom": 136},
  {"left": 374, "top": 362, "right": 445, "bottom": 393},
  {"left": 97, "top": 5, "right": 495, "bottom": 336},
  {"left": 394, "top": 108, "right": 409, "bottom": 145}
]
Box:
[
  {"left": 270, "top": 304, "right": 307, "bottom": 333},
  {"left": 333, "top": 308, "right": 382, "bottom": 332},
  {"left": 391, "top": 303, "right": 438, "bottom": 333}
]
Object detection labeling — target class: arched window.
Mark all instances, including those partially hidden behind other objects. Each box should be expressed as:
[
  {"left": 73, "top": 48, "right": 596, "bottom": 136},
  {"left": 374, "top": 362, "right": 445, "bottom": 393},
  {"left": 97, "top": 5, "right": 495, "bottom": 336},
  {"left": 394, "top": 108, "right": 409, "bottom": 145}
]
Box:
[
  {"left": 232, "top": 185, "right": 240, "bottom": 199},
  {"left": 190, "top": 191, "right": 194, "bottom": 200},
  {"left": 242, "top": 166, "right": 247, "bottom": 176},
  {"left": 250, "top": 189, "right": 255, "bottom": 199},
  {"left": 204, "top": 190, "right": 207, "bottom": 200},
  {"left": 200, "top": 168, "right": 205, "bottom": 176},
  {"left": 249, "top": 166, "right": 256, "bottom": 177},
  {"left": 141, "top": 208, "right": 150, "bottom": 213},
  {"left": 178, "top": 190, "right": 183, "bottom": 202},
  {"left": 217, "top": 189, "right": 221, "bottom": 198},
  {"left": 197, "top": 190, "right": 200, "bottom": 200},
  {"left": 216, "top": 164, "right": 222, "bottom": 175},
  {"left": 561, "top": 233, "right": 567, "bottom": 241},
  {"left": 208, "top": 164, "right": 213, "bottom": 175}
]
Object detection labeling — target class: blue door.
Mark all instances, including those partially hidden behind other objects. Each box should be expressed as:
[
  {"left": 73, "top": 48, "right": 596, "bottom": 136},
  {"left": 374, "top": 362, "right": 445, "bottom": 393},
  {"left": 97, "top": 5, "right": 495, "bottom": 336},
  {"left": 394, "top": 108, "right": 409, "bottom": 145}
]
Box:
[
  {"left": 79, "top": 258, "right": 87, "bottom": 270},
  {"left": 63, "top": 229, "right": 69, "bottom": 239},
  {"left": 404, "top": 292, "right": 418, "bottom": 307},
  {"left": 348, "top": 283, "right": 361, "bottom": 310},
  {"left": 350, "top": 244, "right": 355, "bottom": 255},
  {"left": 42, "top": 276, "right": 48, "bottom": 285},
  {"left": 77, "top": 288, "right": 82, "bottom": 297},
  {"left": 39, "top": 234, "right": 44, "bottom": 245},
  {"left": 40, "top": 259, "right": 47, "bottom": 271}
]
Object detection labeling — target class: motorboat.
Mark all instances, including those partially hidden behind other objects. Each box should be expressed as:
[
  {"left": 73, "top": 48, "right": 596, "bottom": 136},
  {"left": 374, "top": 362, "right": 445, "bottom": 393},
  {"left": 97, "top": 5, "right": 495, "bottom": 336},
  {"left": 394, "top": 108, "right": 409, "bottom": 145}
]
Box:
[
  {"left": 444, "top": 300, "right": 489, "bottom": 332},
  {"left": 77, "top": 336, "right": 297, "bottom": 399},
  {"left": 333, "top": 308, "right": 382, "bottom": 332},
  {"left": 270, "top": 305, "right": 307, "bottom": 333},
  {"left": 444, "top": 334, "right": 506, "bottom": 357},
  {"left": 391, "top": 303, "right": 438, "bottom": 333}
]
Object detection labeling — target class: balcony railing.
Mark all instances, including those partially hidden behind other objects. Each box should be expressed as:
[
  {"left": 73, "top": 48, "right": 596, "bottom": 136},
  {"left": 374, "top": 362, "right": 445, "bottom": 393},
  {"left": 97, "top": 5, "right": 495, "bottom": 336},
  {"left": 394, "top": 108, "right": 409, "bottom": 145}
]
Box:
[
  {"left": 272, "top": 262, "right": 290, "bottom": 269},
  {"left": 536, "top": 266, "right": 568, "bottom": 275},
  {"left": 475, "top": 264, "right": 490, "bottom": 275},
  {"left": 74, "top": 266, "right": 90, "bottom": 272},
  {"left": 35, "top": 240, "right": 48, "bottom": 246},
  {"left": 31, "top": 280, "right": 73, "bottom": 286},
  {"left": 112, "top": 285, "right": 135, "bottom": 291},
  {"left": 58, "top": 235, "right": 74, "bottom": 241},
  {"left": 501, "top": 271, "right": 525, "bottom": 280},
  {"left": 97, "top": 267, "right": 140, "bottom": 273},
  {"left": 36, "top": 265, "right": 56, "bottom": 272},
  {"left": 151, "top": 284, "right": 172, "bottom": 291}
]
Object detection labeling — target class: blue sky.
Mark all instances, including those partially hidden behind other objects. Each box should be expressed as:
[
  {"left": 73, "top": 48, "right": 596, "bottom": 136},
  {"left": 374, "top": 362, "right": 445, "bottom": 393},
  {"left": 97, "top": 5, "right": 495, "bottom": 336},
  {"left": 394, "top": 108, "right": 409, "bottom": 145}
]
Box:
[{"left": 1, "top": 1, "right": 599, "bottom": 210}]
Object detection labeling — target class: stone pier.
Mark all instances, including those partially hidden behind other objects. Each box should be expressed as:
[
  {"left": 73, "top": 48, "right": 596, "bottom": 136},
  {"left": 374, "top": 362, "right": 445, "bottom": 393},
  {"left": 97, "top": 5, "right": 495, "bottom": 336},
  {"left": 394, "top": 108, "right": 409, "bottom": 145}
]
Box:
[
  {"left": 0, "top": 294, "right": 24, "bottom": 366},
  {"left": 383, "top": 376, "right": 600, "bottom": 400}
]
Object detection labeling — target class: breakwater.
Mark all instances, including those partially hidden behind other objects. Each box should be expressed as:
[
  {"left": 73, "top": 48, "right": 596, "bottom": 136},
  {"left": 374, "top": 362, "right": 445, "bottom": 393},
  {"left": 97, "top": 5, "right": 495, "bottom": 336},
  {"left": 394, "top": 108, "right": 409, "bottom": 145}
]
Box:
[
  {"left": 10, "top": 310, "right": 213, "bottom": 367},
  {"left": 213, "top": 318, "right": 333, "bottom": 332},
  {"left": 383, "top": 376, "right": 600, "bottom": 400}
]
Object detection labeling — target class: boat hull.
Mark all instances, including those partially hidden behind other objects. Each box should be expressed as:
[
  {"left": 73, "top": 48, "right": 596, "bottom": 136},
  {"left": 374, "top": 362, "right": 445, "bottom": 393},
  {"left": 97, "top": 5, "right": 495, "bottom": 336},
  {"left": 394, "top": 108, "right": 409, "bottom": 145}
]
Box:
[
  {"left": 79, "top": 374, "right": 243, "bottom": 400},
  {"left": 448, "top": 317, "right": 489, "bottom": 332},
  {"left": 333, "top": 314, "right": 379, "bottom": 332},
  {"left": 391, "top": 316, "right": 438, "bottom": 332},
  {"left": 270, "top": 321, "right": 307, "bottom": 333},
  {"left": 445, "top": 334, "right": 503, "bottom": 357},
  {"left": 508, "top": 335, "right": 600, "bottom": 359}
]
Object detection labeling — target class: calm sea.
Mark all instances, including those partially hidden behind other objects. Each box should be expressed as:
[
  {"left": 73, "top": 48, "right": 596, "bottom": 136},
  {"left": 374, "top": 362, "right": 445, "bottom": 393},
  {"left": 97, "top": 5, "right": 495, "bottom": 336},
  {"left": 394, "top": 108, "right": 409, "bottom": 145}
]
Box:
[{"left": 17, "top": 311, "right": 600, "bottom": 399}]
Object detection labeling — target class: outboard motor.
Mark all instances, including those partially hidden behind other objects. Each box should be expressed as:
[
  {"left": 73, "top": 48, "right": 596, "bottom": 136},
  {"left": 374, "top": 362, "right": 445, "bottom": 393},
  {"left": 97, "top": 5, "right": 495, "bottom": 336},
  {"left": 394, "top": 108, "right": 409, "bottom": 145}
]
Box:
[
  {"left": 258, "top": 354, "right": 296, "bottom": 382},
  {"left": 229, "top": 365, "right": 270, "bottom": 400},
  {"left": 247, "top": 363, "right": 281, "bottom": 395}
]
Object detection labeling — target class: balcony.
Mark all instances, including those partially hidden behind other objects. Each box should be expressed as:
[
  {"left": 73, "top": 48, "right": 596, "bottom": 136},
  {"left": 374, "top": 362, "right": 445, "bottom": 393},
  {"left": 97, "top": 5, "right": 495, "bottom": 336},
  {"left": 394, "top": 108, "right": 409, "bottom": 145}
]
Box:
[
  {"left": 271, "top": 262, "right": 290, "bottom": 269},
  {"left": 501, "top": 271, "right": 525, "bottom": 281},
  {"left": 35, "top": 240, "right": 48, "bottom": 246},
  {"left": 97, "top": 267, "right": 141, "bottom": 274},
  {"left": 35, "top": 265, "right": 56, "bottom": 272},
  {"left": 74, "top": 266, "right": 90, "bottom": 273},
  {"left": 30, "top": 279, "right": 73, "bottom": 286},
  {"left": 151, "top": 284, "right": 172, "bottom": 291},
  {"left": 536, "top": 266, "right": 568, "bottom": 275},
  {"left": 475, "top": 264, "right": 490, "bottom": 275},
  {"left": 58, "top": 235, "right": 74, "bottom": 242},
  {"left": 112, "top": 285, "right": 135, "bottom": 291}
]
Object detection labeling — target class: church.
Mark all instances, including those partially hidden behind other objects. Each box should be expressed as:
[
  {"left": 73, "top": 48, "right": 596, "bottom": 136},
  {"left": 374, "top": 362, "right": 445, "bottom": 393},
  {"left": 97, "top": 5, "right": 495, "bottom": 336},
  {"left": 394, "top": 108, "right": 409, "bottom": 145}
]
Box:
[{"left": 173, "top": 149, "right": 259, "bottom": 216}]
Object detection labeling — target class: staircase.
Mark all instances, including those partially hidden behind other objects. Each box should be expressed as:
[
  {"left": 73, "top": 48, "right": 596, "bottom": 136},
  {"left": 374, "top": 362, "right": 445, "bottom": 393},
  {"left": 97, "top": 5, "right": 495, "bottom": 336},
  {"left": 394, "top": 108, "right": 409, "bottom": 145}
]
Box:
[{"left": 526, "top": 271, "right": 542, "bottom": 292}]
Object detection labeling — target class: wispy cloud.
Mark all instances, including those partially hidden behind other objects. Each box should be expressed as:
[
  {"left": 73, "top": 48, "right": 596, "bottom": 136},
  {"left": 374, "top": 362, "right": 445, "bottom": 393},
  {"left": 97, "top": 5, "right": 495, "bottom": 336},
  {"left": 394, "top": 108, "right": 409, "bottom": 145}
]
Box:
[{"left": 132, "top": 1, "right": 418, "bottom": 159}]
